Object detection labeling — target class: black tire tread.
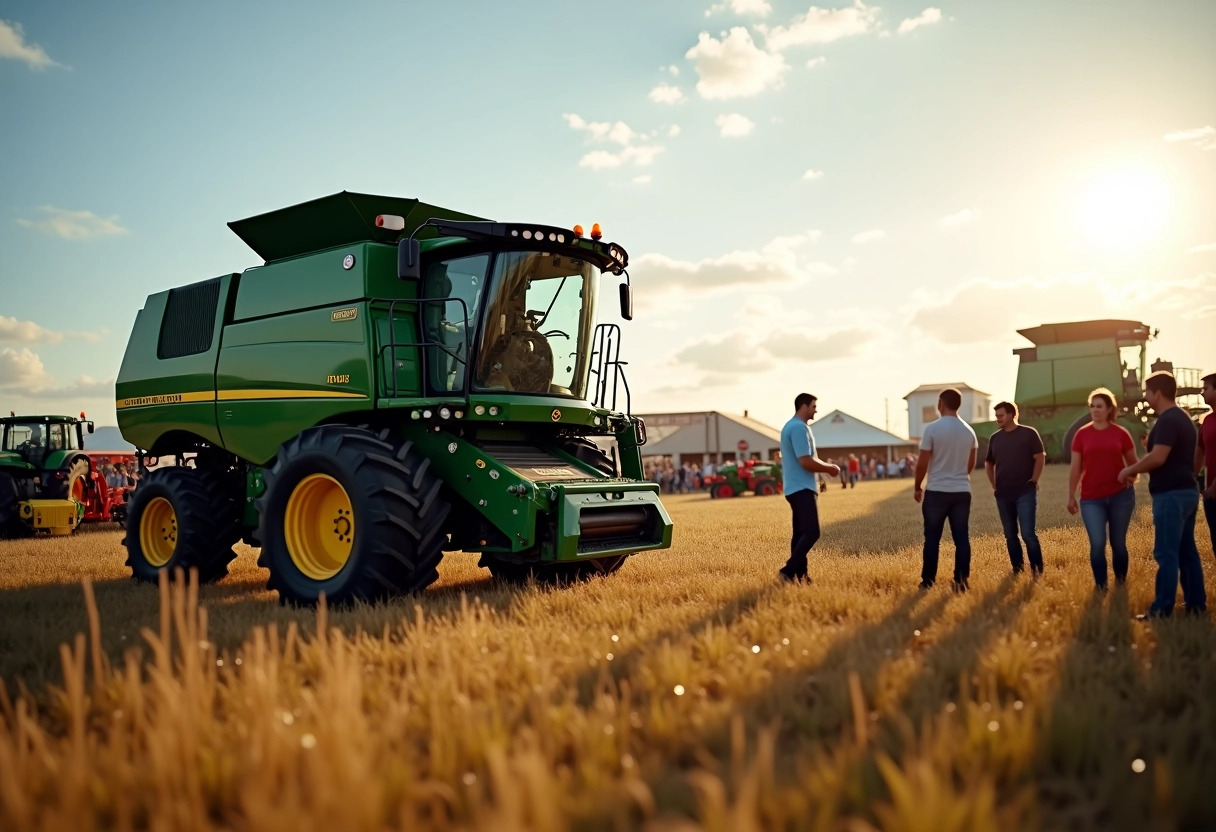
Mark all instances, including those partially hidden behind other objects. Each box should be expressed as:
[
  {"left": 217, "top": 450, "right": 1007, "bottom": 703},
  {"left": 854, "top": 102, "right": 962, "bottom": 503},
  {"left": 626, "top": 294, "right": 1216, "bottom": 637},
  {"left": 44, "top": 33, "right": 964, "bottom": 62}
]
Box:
[
  {"left": 122, "top": 467, "right": 241, "bottom": 583},
  {"left": 255, "top": 426, "right": 451, "bottom": 606}
]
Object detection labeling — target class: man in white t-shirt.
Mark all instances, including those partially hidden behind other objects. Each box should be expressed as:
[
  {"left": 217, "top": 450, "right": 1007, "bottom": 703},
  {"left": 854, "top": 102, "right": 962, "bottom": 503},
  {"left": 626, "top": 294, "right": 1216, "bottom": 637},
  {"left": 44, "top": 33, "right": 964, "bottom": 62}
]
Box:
[{"left": 913, "top": 388, "right": 979, "bottom": 591}]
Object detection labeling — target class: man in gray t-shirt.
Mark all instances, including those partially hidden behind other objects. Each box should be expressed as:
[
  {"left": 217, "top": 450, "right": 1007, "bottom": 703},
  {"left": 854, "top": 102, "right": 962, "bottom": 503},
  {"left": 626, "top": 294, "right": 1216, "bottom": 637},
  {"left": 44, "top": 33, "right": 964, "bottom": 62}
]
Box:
[{"left": 913, "top": 388, "right": 979, "bottom": 591}]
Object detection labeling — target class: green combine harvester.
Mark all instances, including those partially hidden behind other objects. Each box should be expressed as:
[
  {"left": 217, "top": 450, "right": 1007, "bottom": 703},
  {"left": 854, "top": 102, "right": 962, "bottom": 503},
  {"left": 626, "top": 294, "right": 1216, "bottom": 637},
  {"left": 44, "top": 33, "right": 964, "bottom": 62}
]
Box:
[
  {"left": 975, "top": 319, "right": 1203, "bottom": 461},
  {"left": 116, "top": 192, "right": 672, "bottom": 604}
]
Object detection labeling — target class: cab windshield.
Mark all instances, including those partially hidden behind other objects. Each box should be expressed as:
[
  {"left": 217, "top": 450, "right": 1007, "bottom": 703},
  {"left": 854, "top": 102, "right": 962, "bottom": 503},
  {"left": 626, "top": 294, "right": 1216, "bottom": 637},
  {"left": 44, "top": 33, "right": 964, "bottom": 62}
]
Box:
[
  {"left": 474, "top": 251, "right": 598, "bottom": 398},
  {"left": 2, "top": 421, "right": 66, "bottom": 463}
]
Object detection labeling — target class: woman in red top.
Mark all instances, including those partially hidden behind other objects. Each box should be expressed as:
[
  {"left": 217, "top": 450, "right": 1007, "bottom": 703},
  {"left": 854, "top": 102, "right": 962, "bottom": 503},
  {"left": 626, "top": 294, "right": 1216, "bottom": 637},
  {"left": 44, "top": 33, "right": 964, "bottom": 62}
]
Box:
[{"left": 1067, "top": 388, "right": 1139, "bottom": 590}]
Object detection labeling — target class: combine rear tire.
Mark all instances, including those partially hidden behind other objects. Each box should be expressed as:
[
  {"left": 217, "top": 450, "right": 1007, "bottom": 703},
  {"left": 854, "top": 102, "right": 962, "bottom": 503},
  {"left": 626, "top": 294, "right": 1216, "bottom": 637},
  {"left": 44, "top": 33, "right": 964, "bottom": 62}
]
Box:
[
  {"left": 486, "top": 554, "right": 629, "bottom": 584},
  {"left": 123, "top": 468, "right": 240, "bottom": 583},
  {"left": 256, "top": 426, "right": 451, "bottom": 606}
]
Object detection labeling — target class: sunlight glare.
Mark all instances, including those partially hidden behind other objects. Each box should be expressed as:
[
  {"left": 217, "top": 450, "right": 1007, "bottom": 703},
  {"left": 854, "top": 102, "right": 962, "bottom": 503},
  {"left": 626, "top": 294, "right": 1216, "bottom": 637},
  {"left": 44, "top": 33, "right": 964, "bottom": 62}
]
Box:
[{"left": 1076, "top": 168, "right": 1171, "bottom": 251}]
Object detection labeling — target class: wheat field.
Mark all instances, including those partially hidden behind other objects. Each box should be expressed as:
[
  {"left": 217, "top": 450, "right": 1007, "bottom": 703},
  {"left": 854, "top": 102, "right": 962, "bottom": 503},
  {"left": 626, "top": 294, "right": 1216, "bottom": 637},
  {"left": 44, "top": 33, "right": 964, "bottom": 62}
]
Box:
[{"left": 1, "top": 468, "right": 1214, "bottom": 831}]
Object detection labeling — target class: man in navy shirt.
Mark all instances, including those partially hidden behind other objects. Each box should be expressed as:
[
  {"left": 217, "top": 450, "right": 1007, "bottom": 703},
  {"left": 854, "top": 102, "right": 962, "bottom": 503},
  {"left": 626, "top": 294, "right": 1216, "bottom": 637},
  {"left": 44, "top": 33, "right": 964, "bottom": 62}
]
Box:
[
  {"left": 1119, "top": 371, "right": 1205, "bottom": 618},
  {"left": 779, "top": 393, "right": 841, "bottom": 583}
]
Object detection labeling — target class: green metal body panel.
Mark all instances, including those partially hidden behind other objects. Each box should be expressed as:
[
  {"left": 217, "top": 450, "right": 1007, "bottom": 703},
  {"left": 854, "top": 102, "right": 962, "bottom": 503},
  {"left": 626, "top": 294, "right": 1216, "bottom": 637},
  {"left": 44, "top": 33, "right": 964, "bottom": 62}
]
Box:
[{"left": 114, "top": 192, "right": 668, "bottom": 567}]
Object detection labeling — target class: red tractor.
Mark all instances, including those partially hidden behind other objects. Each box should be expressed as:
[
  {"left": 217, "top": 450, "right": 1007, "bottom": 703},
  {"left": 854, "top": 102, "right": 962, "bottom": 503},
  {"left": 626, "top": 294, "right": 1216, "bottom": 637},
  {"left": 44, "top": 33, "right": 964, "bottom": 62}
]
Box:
[
  {"left": 703, "top": 459, "right": 783, "bottom": 499},
  {"left": 77, "top": 452, "right": 140, "bottom": 526}
]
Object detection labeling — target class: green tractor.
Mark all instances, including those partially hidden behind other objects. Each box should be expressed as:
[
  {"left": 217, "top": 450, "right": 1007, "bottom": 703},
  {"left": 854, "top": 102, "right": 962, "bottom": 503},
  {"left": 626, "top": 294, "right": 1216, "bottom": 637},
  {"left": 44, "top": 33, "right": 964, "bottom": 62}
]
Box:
[
  {"left": 0, "top": 413, "right": 96, "bottom": 536},
  {"left": 116, "top": 192, "right": 672, "bottom": 604},
  {"left": 991, "top": 320, "right": 1203, "bottom": 461}
]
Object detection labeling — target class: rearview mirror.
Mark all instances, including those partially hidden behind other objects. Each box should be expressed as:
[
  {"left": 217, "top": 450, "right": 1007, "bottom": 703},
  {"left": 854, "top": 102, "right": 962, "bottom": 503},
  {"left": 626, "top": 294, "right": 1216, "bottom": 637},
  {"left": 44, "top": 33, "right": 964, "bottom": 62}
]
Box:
[
  {"left": 619, "top": 282, "right": 633, "bottom": 321},
  {"left": 397, "top": 238, "right": 422, "bottom": 280},
  {"left": 87, "top": 421, "right": 95, "bottom": 434}
]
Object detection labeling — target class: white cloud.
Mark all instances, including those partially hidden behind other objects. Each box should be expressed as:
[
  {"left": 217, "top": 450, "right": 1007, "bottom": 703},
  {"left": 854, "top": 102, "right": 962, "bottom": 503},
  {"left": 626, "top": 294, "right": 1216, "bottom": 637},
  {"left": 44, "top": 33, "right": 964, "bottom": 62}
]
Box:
[
  {"left": 706, "top": 0, "right": 773, "bottom": 17},
  {"left": 801, "top": 168, "right": 824, "bottom": 181},
  {"left": 563, "top": 113, "right": 636, "bottom": 145},
  {"left": 938, "top": 207, "right": 978, "bottom": 228},
  {"left": 685, "top": 27, "right": 789, "bottom": 100},
  {"left": 716, "top": 113, "right": 756, "bottom": 138},
  {"left": 16, "top": 206, "right": 128, "bottom": 240},
  {"left": 578, "top": 145, "right": 665, "bottom": 170},
  {"left": 0, "top": 316, "right": 62, "bottom": 345},
  {"left": 806, "top": 56, "right": 827, "bottom": 69},
  {"left": 668, "top": 65, "right": 680, "bottom": 76},
  {"left": 633, "top": 175, "right": 653, "bottom": 185},
  {"left": 673, "top": 326, "right": 873, "bottom": 374},
  {"left": 1163, "top": 125, "right": 1216, "bottom": 151},
  {"left": 898, "top": 7, "right": 943, "bottom": 35},
  {"left": 0, "top": 20, "right": 61, "bottom": 69},
  {"left": 1186, "top": 242, "right": 1216, "bottom": 254},
  {"left": 565, "top": 113, "right": 664, "bottom": 171},
  {"left": 758, "top": 1, "right": 881, "bottom": 51},
  {"left": 668, "top": 124, "right": 682, "bottom": 137},
  {"left": 634, "top": 230, "right": 823, "bottom": 296},
  {"left": 0, "top": 347, "right": 50, "bottom": 389},
  {"left": 648, "top": 83, "right": 685, "bottom": 105},
  {"left": 852, "top": 229, "right": 886, "bottom": 244}
]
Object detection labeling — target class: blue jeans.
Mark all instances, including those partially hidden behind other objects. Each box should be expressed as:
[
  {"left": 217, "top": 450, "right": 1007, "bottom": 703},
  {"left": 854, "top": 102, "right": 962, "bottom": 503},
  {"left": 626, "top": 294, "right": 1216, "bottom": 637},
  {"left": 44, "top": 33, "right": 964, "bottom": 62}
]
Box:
[
  {"left": 1079, "top": 487, "right": 1135, "bottom": 587},
  {"left": 1149, "top": 489, "right": 1206, "bottom": 616},
  {"left": 921, "top": 490, "right": 971, "bottom": 585},
  {"left": 995, "top": 488, "right": 1043, "bottom": 573}
]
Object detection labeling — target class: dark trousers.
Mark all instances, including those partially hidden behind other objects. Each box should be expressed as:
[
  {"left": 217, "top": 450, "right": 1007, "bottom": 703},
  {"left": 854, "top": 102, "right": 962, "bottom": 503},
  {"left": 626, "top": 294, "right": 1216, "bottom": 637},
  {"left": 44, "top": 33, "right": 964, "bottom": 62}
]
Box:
[
  {"left": 922, "top": 490, "right": 971, "bottom": 585},
  {"left": 995, "top": 488, "right": 1043, "bottom": 574},
  {"left": 1204, "top": 495, "right": 1216, "bottom": 562},
  {"left": 782, "top": 489, "right": 820, "bottom": 577},
  {"left": 1149, "top": 489, "right": 1206, "bottom": 616}
]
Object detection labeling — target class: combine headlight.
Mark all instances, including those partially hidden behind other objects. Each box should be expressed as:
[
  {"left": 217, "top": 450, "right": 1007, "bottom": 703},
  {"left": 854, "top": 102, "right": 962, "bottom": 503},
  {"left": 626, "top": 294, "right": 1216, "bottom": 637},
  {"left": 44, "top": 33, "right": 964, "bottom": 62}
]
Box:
[
  {"left": 635, "top": 417, "right": 647, "bottom": 446},
  {"left": 439, "top": 407, "right": 451, "bottom": 420},
  {"left": 422, "top": 409, "right": 433, "bottom": 419},
  {"left": 474, "top": 405, "right": 485, "bottom": 415}
]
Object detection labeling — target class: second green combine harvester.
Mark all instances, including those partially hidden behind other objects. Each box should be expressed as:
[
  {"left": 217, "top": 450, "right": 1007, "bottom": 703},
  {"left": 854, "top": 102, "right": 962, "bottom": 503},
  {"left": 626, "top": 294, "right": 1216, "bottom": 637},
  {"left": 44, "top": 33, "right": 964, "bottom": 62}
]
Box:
[{"left": 117, "top": 192, "right": 672, "bottom": 604}]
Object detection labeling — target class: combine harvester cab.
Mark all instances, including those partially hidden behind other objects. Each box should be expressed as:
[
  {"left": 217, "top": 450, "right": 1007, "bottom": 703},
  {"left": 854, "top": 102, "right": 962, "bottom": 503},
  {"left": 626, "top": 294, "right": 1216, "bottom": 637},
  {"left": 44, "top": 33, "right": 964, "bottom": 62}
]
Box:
[
  {"left": 0, "top": 413, "right": 96, "bottom": 537},
  {"left": 116, "top": 192, "right": 672, "bottom": 604}
]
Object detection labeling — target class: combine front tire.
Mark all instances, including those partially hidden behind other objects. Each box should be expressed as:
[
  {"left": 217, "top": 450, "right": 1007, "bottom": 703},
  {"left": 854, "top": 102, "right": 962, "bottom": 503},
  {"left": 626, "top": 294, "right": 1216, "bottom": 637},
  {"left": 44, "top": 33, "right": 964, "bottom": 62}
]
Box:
[
  {"left": 256, "top": 426, "right": 451, "bottom": 606},
  {"left": 123, "top": 468, "right": 240, "bottom": 583},
  {"left": 0, "top": 473, "right": 25, "bottom": 538}
]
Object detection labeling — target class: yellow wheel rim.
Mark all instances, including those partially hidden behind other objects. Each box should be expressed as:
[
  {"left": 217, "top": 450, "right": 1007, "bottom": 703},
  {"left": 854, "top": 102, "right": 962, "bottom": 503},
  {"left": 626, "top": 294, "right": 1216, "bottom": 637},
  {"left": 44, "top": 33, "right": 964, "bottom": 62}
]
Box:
[
  {"left": 284, "top": 474, "right": 355, "bottom": 580},
  {"left": 140, "top": 497, "right": 178, "bottom": 568}
]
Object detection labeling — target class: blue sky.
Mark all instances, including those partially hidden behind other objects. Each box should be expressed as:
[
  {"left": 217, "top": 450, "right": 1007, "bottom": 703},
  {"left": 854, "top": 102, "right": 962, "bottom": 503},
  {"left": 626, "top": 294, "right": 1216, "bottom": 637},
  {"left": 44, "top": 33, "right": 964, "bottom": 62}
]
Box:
[{"left": 2, "top": 0, "right": 1214, "bottom": 435}]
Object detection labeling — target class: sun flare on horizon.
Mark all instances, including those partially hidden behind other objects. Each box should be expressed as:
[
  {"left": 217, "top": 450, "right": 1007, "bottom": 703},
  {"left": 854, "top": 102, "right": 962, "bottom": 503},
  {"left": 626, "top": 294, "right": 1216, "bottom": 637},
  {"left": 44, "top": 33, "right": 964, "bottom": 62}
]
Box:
[{"left": 1076, "top": 167, "right": 1172, "bottom": 251}]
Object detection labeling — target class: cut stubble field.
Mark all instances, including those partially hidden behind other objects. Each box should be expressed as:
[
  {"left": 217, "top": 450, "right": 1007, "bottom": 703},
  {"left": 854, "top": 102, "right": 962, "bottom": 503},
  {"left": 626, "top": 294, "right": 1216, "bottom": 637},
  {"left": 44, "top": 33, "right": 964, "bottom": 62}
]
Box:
[{"left": 1, "top": 467, "right": 1214, "bottom": 831}]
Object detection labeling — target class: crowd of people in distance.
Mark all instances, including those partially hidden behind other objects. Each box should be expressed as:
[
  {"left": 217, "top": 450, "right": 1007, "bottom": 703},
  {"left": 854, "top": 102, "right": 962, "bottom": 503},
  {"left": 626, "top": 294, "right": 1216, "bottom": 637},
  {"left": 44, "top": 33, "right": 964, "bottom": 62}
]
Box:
[
  {"left": 776, "top": 371, "right": 1216, "bottom": 622},
  {"left": 642, "top": 452, "right": 917, "bottom": 496}
]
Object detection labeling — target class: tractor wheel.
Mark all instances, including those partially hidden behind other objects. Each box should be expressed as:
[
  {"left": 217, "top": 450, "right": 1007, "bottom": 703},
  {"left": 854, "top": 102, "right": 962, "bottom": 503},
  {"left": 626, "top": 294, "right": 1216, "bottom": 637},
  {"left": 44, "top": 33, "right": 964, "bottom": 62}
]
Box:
[
  {"left": 755, "top": 479, "right": 777, "bottom": 497},
  {"left": 715, "top": 483, "right": 735, "bottom": 499},
  {"left": 123, "top": 468, "right": 240, "bottom": 583},
  {"left": 485, "top": 554, "right": 629, "bottom": 584},
  {"left": 1060, "top": 413, "right": 1093, "bottom": 464},
  {"left": 256, "top": 426, "right": 451, "bottom": 606},
  {"left": 0, "top": 472, "right": 27, "bottom": 538},
  {"left": 45, "top": 457, "right": 89, "bottom": 503}
]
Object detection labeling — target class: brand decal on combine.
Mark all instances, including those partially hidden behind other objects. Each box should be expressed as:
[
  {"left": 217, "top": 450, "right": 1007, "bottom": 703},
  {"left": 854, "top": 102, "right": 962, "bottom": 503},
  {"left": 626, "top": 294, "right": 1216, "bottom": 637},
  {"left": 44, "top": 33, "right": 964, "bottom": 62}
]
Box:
[
  {"left": 532, "top": 467, "right": 571, "bottom": 477},
  {"left": 331, "top": 307, "right": 358, "bottom": 322},
  {"left": 115, "top": 391, "right": 216, "bottom": 409},
  {"left": 327, "top": 374, "right": 351, "bottom": 384}
]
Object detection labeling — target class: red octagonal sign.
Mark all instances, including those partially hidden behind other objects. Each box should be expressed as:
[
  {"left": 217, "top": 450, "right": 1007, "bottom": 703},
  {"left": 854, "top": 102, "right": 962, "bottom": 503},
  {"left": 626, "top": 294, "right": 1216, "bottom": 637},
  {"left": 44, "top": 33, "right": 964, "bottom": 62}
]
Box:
[{"left": 737, "top": 440, "right": 749, "bottom": 452}]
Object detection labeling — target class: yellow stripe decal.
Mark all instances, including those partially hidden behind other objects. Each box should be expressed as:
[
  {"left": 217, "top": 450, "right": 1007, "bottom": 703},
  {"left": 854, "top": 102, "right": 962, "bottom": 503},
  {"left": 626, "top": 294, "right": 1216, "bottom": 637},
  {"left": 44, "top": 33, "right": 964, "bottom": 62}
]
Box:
[
  {"left": 116, "top": 391, "right": 216, "bottom": 409},
  {"left": 117, "top": 389, "right": 367, "bottom": 409},
  {"left": 217, "top": 389, "right": 368, "bottom": 401}
]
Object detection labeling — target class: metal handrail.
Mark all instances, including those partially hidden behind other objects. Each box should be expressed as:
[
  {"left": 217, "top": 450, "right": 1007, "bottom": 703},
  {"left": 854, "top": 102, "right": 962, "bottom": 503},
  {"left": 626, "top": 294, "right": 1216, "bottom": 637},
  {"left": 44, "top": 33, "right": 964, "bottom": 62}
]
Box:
[
  {"left": 378, "top": 296, "right": 471, "bottom": 398},
  {"left": 589, "top": 323, "right": 631, "bottom": 413}
]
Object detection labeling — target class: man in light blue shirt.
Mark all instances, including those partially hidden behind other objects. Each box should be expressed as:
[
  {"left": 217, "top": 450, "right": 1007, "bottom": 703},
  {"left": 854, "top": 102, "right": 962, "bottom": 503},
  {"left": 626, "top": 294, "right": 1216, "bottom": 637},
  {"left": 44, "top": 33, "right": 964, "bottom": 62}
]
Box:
[
  {"left": 913, "top": 388, "right": 979, "bottom": 591},
  {"left": 779, "top": 393, "right": 841, "bottom": 583}
]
